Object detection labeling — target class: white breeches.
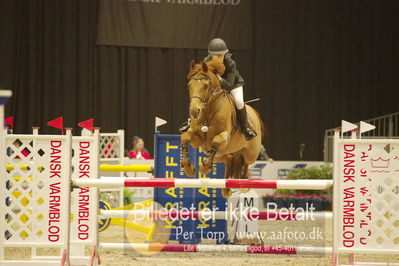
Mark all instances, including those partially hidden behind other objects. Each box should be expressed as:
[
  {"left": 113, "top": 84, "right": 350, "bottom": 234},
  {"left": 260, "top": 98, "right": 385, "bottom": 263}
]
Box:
[{"left": 231, "top": 86, "right": 244, "bottom": 109}]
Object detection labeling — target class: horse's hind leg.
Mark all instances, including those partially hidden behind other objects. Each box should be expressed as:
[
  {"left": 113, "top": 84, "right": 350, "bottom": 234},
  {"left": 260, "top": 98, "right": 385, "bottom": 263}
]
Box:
[
  {"left": 222, "top": 154, "right": 233, "bottom": 198},
  {"left": 240, "top": 163, "right": 250, "bottom": 193},
  {"left": 240, "top": 146, "right": 259, "bottom": 193},
  {"left": 221, "top": 189, "right": 232, "bottom": 198},
  {"left": 180, "top": 133, "right": 196, "bottom": 177}
]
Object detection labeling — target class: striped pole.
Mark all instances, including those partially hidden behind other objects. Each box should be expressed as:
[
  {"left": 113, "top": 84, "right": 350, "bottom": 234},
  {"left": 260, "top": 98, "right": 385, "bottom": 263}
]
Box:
[
  {"left": 99, "top": 164, "right": 153, "bottom": 173},
  {"left": 99, "top": 210, "right": 333, "bottom": 221},
  {"left": 99, "top": 243, "right": 333, "bottom": 255},
  {"left": 73, "top": 178, "right": 333, "bottom": 190}
]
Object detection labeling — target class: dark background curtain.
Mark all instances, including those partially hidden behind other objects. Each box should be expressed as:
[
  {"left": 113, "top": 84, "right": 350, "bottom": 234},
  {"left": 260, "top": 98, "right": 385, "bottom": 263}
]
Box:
[
  {"left": 97, "top": 0, "right": 254, "bottom": 49},
  {"left": 0, "top": 0, "right": 397, "bottom": 160}
]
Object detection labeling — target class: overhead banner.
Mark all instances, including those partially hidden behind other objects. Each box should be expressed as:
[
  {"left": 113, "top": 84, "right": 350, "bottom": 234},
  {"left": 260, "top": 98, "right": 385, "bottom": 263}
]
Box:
[{"left": 97, "top": 0, "right": 253, "bottom": 50}]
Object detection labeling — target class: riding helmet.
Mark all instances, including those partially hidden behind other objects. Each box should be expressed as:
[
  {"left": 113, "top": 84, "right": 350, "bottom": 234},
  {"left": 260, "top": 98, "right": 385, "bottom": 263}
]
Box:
[{"left": 208, "top": 38, "right": 229, "bottom": 55}]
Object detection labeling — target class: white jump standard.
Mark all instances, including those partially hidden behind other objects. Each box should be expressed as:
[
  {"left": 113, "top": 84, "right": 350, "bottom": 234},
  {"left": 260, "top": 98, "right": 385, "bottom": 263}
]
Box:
[
  {"left": 2, "top": 83, "right": 397, "bottom": 266},
  {"left": 73, "top": 178, "right": 333, "bottom": 190}
]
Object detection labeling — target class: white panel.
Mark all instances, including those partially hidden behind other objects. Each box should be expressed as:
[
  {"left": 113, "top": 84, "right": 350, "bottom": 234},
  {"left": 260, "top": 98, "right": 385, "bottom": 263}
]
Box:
[
  {"left": 70, "top": 132, "right": 99, "bottom": 248},
  {"left": 0, "top": 132, "right": 72, "bottom": 264},
  {"left": 334, "top": 138, "right": 399, "bottom": 254}
]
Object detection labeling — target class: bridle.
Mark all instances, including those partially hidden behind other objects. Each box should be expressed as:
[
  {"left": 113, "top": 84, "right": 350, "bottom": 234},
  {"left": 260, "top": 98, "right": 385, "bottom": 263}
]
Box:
[
  {"left": 190, "top": 76, "right": 210, "bottom": 104},
  {"left": 189, "top": 75, "right": 222, "bottom": 106},
  {"left": 188, "top": 74, "right": 225, "bottom": 132}
]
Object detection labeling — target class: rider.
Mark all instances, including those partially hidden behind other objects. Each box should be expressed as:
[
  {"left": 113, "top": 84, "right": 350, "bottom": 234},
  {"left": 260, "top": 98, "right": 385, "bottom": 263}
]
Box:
[{"left": 180, "top": 38, "right": 257, "bottom": 140}]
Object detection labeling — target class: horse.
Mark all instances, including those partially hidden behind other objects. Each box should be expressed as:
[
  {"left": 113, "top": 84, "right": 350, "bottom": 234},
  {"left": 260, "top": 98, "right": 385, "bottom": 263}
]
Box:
[{"left": 180, "top": 59, "right": 264, "bottom": 198}]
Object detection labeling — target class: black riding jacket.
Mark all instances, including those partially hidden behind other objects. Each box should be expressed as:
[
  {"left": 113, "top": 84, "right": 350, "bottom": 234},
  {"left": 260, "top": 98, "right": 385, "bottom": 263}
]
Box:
[{"left": 204, "top": 53, "right": 244, "bottom": 91}]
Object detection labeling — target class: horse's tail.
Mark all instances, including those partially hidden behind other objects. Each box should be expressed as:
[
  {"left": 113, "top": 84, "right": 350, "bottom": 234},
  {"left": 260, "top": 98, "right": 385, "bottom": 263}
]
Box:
[
  {"left": 252, "top": 107, "right": 265, "bottom": 138},
  {"left": 230, "top": 152, "right": 249, "bottom": 179}
]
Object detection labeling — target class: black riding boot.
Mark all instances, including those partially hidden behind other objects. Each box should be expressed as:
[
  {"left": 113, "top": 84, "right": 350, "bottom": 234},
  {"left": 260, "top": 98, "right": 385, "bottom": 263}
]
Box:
[
  {"left": 237, "top": 107, "right": 257, "bottom": 140},
  {"left": 179, "top": 119, "right": 190, "bottom": 133}
]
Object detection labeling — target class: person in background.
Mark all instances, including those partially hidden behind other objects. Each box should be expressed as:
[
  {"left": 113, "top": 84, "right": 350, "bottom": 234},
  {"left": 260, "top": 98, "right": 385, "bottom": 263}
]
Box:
[
  {"left": 128, "top": 136, "right": 151, "bottom": 160},
  {"left": 257, "top": 144, "right": 274, "bottom": 162}
]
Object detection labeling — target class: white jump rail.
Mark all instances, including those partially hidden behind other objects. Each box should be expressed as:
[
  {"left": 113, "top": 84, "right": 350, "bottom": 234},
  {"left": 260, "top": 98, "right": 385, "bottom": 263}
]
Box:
[{"left": 99, "top": 209, "right": 333, "bottom": 221}]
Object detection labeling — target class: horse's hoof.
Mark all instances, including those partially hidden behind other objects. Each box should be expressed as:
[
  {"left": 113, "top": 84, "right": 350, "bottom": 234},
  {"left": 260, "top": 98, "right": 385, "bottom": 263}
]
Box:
[
  {"left": 222, "top": 188, "right": 232, "bottom": 198},
  {"left": 240, "top": 188, "right": 250, "bottom": 194},
  {"left": 181, "top": 160, "right": 196, "bottom": 177},
  {"left": 200, "top": 160, "right": 213, "bottom": 175},
  {"left": 185, "top": 166, "right": 196, "bottom": 177},
  {"left": 180, "top": 160, "right": 188, "bottom": 168},
  {"left": 199, "top": 165, "right": 211, "bottom": 176}
]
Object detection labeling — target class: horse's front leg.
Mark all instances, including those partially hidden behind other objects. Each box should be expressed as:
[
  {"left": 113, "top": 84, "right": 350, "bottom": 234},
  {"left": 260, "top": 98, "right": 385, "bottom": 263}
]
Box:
[
  {"left": 180, "top": 132, "right": 196, "bottom": 177},
  {"left": 199, "top": 131, "right": 229, "bottom": 175}
]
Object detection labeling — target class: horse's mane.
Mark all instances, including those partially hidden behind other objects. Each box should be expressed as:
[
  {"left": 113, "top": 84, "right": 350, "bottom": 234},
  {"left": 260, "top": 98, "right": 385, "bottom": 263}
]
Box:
[
  {"left": 187, "top": 59, "right": 225, "bottom": 79},
  {"left": 187, "top": 63, "right": 202, "bottom": 79},
  {"left": 206, "top": 59, "right": 225, "bottom": 76}
]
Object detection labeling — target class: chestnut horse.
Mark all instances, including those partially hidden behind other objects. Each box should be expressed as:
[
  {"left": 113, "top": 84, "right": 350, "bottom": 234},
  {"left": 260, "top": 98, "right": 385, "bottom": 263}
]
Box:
[{"left": 180, "top": 60, "right": 264, "bottom": 198}]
